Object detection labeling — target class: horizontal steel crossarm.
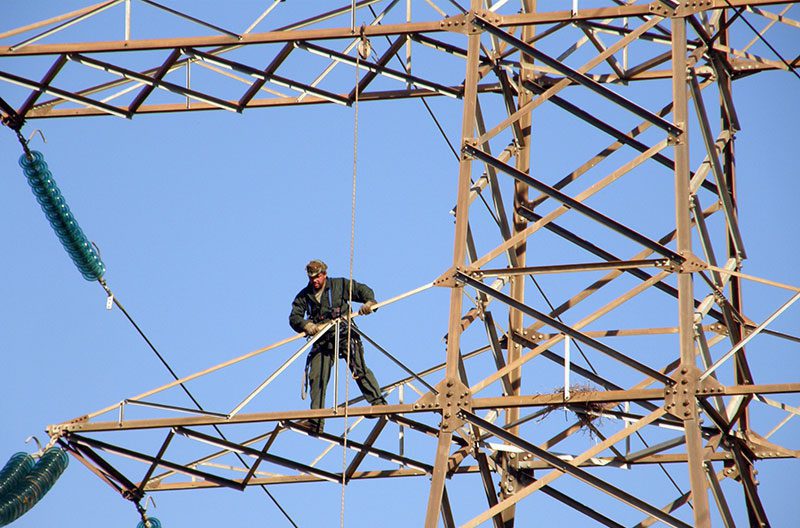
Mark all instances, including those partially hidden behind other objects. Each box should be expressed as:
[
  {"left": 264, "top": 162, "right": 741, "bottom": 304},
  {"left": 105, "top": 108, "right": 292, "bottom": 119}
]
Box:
[
  {"left": 67, "top": 52, "right": 240, "bottom": 112},
  {"left": 51, "top": 403, "right": 415, "bottom": 433},
  {"left": 296, "top": 41, "right": 461, "bottom": 98},
  {"left": 23, "top": 84, "right": 498, "bottom": 118},
  {"left": 174, "top": 426, "right": 340, "bottom": 482},
  {"left": 472, "top": 16, "right": 681, "bottom": 136},
  {"left": 498, "top": 0, "right": 799, "bottom": 25},
  {"left": 538, "top": 325, "right": 717, "bottom": 338},
  {"left": 63, "top": 383, "right": 800, "bottom": 434},
  {"left": 472, "top": 389, "right": 665, "bottom": 408},
  {"left": 475, "top": 259, "right": 667, "bottom": 277},
  {"left": 0, "top": 20, "right": 448, "bottom": 57},
  {"left": 0, "top": 68, "right": 129, "bottom": 118},
  {"left": 182, "top": 47, "right": 350, "bottom": 106},
  {"left": 497, "top": 452, "right": 760, "bottom": 470},
  {"left": 458, "top": 271, "right": 673, "bottom": 384},
  {"left": 460, "top": 408, "right": 692, "bottom": 528},
  {"left": 464, "top": 145, "right": 685, "bottom": 263},
  {"left": 2, "top": 0, "right": 796, "bottom": 57},
  {"left": 143, "top": 449, "right": 771, "bottom": 490},
  {"left": 148, "top": 466, "right": 450, "bottom": 490},
  {"left": 67, "top": 432, "right": 247, "bottom": 491}
]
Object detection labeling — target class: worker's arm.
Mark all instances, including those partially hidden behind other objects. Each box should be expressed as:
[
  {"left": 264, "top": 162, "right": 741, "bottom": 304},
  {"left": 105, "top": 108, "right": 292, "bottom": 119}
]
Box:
[
  {"left": 289, "top": 290, "right": 310, "bottom": 333},
  {"left": 348, "top": 279, "right": 375, "bottom": 305}
]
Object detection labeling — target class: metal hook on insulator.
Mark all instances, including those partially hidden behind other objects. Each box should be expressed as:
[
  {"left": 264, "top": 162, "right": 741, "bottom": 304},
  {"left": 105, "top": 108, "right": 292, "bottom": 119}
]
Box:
[
  {"left": 135, "top": 496, "right": 162, "bottom": 528},
  {"left": 25, "top": 435, "right": 43, "bottom": 457},
  {"left": 27, "top": 128, "right": 46, "bottom": 146},
  {"left": 143, "top": 496, "right": 157, "bottom": 512}
]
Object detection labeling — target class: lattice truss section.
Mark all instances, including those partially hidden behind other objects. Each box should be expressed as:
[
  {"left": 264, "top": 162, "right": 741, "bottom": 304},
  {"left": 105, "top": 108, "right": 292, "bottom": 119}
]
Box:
[{"left": 2, "top": 1, "right": 799, "bottom": 527}]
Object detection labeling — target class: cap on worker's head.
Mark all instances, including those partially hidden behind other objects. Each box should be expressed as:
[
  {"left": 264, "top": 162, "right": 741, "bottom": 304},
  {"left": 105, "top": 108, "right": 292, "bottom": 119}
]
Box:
[{"left": 306, "top": 259, "right": 328, "bottom": 278}]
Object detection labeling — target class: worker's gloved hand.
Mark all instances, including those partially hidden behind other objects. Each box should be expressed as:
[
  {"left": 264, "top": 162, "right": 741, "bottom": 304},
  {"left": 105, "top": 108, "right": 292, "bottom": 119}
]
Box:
[
  {"left": 303, "top": 322, "right": 321, "bottom": 336},
  {"left": 359, "top": 300, "right": 377, "bottom": 315}
]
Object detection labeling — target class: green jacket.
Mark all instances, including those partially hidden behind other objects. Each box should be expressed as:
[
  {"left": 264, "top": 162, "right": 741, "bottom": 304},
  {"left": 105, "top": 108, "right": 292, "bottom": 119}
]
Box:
[{"left": 289, "top": 277, "right": 375, "bottom": 334}]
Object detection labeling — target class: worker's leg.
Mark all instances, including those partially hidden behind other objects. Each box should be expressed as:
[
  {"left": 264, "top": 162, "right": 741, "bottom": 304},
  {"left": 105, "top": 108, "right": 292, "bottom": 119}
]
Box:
[
  {"left": 345, "top": 337, "right": 386, "bottom": 406},
  {"left": 306, "top": 348, "right": 333, "bottom": 433}
]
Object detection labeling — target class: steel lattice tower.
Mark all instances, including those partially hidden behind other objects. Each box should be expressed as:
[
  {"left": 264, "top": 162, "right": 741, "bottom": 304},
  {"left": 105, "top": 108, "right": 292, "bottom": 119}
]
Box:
[{"left": 2, "top": 1, "right": 799, "bottom": 526}]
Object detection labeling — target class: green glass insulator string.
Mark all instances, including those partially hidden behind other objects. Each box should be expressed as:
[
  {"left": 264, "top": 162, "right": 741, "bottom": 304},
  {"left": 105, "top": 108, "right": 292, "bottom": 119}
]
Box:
[
  {"left": 136, "top": 517, "right": 162, "bottom": 528},
  {"left": 0, "top": 453, "right": 35, "bottom": 499},
  {"left": 18, "top": 150, "right": 105, "bottom": 281},
  {"left": 0, "top": 447, "right": 69, "bottom": 527}
]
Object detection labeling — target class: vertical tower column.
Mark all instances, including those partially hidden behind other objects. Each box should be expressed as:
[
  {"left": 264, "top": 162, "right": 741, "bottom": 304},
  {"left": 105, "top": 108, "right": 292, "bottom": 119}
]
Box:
[
  {"left": 672, "top": 15, "right": 711, "bottom": 527},
  {"left": 424, "top": 2, "right": 482, "bottom": 525},
  {"left": 502, "top": 2, "right": 536, "bottom": 526}
]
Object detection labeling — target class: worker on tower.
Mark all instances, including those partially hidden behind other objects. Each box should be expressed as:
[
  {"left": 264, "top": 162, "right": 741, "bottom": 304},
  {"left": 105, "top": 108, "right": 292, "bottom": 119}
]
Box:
[{"left": 289, "top": 259, "right": 387, "bottom": 435}]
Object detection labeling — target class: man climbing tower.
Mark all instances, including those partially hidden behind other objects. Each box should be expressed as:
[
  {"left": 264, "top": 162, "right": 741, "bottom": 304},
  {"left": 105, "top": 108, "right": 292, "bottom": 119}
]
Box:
[{"left": 289, "top": 259, "right": 387, "bottom": 435}]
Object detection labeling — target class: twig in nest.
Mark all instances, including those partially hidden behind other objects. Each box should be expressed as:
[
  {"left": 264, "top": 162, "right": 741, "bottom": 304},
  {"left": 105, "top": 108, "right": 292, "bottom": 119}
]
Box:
[{"left": 537, "top": 384, "right": 606, "bottom": 439}]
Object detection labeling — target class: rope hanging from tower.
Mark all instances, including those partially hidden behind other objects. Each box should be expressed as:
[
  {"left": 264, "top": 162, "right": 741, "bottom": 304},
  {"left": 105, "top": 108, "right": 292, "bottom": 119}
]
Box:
[{"left": 339, "top": 22, "right": 373, "bottom": 527}]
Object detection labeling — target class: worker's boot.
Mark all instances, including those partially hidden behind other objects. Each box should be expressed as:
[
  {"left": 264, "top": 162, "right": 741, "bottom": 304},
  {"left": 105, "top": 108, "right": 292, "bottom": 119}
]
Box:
[{"left": 295, "top": 418, "right": 323, "bottom": 436}]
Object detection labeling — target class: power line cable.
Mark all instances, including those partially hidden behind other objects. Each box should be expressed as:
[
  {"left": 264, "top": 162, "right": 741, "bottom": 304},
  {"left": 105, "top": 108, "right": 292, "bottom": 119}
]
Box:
[{"left": 98, "top": 282, "right": 299, "bottom": 527}]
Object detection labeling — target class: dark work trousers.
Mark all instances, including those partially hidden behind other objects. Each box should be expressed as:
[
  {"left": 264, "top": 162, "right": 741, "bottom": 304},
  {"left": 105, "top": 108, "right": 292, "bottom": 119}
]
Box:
[{"left": 306, "top": 332, "right": 386, "bottom": 417}]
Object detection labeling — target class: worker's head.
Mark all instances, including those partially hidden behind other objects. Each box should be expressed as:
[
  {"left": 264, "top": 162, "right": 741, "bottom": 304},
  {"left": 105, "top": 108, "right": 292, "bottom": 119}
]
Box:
[{"left": 306, "top": 259, "right": 328, "bottom": 291}]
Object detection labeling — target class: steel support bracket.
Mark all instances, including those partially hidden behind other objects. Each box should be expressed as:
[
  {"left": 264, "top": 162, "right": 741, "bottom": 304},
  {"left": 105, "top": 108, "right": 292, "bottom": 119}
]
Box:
[
  {"left": 665, "top": 365, "right": 703, "bottom": 419},
  {"left": 47, "top": 414, "right": 89, "bottom": 435},
  {"left": 494, "top": 452, "right": 530, "bottom": 496},
  {"left": 709, "top": 322, "right": 728, "bottom": 336},
  {"left": 434, "top": 267, "right": 462, "bottom": 288},
  {"left": 667, "top": 121, "right": 686, "bottom": 145},
  {"left": 413, "top": 378, "right": 472, "bottom": 432},
  {"left": 440, "top": 14, "right": 473, "bottom": 35},
  {"left": 513, "top": 451, "right": 540, "bottom": 470},
  {"left": 722, "top": 462, "right": 740, "bottom": 480},
  {"left": 516, "top": 328, "right": 546, "bottom": 345},
  {"left": 694, "top": 375, "right": 725, "bottom": 396},
  {"left": 649, "top": 0, "right": 715, "bottom": 17},
  {"left": 655, "top": 257, "right": 681, "bottom": 272},
  {"left": 679, "top": 252, "right": 707, "bottom": 273},
  {"left": 441, "top": 10, "right": 500, "bottom": 35},
  {"left": 744, "top": 433, "right": 800, "bottom": 460},
  {"left": 461, "top": 137, "right": 479, "bottom": 159},
  {"left": 657, "top": 252, "right": 705, "bottom": 273}
]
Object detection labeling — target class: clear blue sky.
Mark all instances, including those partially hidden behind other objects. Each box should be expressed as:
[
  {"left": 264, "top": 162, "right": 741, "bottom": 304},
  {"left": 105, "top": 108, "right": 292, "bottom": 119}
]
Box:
[{"left": 1, "top": 2, "right": 798, "bottom": 527}]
